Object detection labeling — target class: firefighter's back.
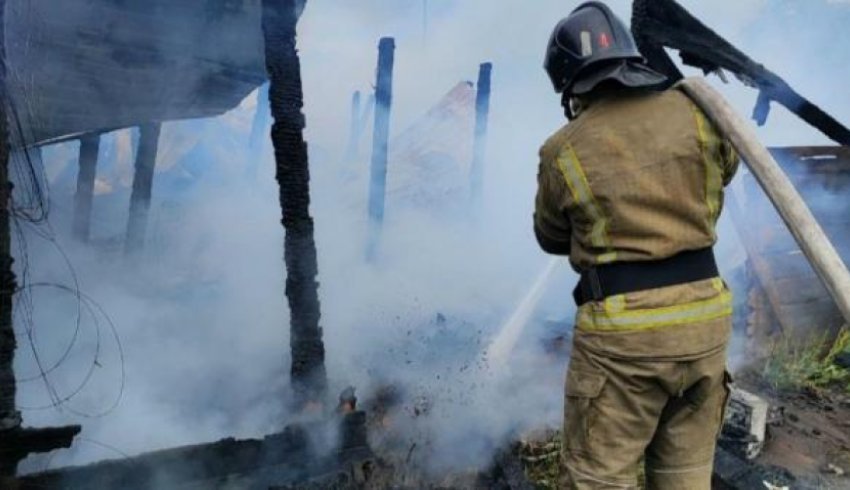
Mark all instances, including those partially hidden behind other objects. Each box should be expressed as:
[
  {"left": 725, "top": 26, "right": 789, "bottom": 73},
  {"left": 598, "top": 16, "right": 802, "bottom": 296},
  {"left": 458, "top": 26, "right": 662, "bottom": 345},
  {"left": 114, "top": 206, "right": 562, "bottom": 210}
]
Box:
[{"left": 541, "top": 87, "right": 737, "bottom": 360}]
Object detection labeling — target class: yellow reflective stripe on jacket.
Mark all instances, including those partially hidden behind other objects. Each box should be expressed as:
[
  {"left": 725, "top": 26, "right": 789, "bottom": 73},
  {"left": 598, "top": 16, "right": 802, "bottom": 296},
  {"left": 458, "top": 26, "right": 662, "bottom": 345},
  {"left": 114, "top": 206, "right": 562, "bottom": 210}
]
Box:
[
  {"left": 554, "top": 146, "right": 617, "bottom": 264},
  {"left": 691, "top": 105, "right": 723, "bottom": 233},
  {"left": 577, "top": 289, "right": 733, "bottom": 332}
]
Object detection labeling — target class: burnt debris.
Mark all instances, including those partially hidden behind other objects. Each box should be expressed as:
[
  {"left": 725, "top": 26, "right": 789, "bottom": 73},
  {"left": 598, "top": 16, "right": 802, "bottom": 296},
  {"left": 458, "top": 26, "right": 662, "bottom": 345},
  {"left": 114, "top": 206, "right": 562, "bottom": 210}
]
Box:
[
  {"left": 18, "top": 422, "right": 373, "bottom": 490},
  {"left": 632, "top": 0, "right": 850, "bottom": 147},
  {"left": 262, "top": 0, "right": 327, "bottom": 408}
]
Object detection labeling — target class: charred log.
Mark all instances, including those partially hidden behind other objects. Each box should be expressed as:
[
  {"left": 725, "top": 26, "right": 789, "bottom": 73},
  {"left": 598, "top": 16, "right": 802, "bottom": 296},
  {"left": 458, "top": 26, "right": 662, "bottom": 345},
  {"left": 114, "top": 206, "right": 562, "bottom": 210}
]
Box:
[
  {"left": 261, "top": 0, "right": 327, "bottom": 408},
  {"left": 0, "top": 426, "right": 81, "bottom": 477},
  {"left": 124, "top": 122, "right": 162, "bottom": 255},
  {"left": 0, "top": 0, "right": 18, "bottom": 445},
  {"left": 632, "top": 0, "right": 850, "bottom": 146},
  {"left": 72, "top": 134, "right": 100, "bottom": 242}
]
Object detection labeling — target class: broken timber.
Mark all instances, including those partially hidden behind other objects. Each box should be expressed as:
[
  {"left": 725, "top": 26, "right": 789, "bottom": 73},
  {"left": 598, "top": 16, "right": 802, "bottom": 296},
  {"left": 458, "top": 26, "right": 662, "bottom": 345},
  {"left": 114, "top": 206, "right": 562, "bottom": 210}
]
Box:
[
  {"left": 632, "top": 0, "right": 850, "bottom": 146},
  {"left": 366, "top": 37, "right": 396, "bottom": 260},
  {"left": 72, "top": 134, "right": 100, "bottom": 242},
  {"left": 0, "top": 0, "right": 80, "bottom": 479},
  {"left": 262, "top": 0, "right": 327, "bottom": 408},
  {"left": 124, "top": 123, "right": 162, "bottom": 255}
]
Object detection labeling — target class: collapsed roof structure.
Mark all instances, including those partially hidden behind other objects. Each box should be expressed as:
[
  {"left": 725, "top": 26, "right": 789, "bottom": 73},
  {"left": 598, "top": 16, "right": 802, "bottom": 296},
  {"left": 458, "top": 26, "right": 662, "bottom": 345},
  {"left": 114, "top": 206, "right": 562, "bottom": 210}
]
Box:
[{"left": 5, "top": 0, "right": 271, "bottom": 147}]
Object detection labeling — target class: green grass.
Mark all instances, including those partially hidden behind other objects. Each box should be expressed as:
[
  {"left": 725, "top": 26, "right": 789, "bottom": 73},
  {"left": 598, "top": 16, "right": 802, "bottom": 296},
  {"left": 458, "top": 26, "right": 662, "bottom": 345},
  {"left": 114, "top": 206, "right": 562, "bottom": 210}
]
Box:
[
  {"left": 762, "top": 328, "right": 850, "bottom": 394},
  {"left": 519, "top": 432, "right": 646, "bottom": 489}
]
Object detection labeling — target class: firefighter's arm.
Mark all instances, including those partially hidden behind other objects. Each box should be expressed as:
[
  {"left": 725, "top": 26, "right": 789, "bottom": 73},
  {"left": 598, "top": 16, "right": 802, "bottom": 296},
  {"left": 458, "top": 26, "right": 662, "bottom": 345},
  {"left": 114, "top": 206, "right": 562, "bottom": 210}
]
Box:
[{"left": 534, "top": 149, "right": 572, "bottom": 256}]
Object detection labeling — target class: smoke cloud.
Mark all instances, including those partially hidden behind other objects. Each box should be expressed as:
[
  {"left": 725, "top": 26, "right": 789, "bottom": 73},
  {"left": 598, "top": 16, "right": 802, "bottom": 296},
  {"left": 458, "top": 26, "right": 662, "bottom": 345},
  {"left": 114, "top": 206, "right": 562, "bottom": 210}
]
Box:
[{"left": 10, "top": 0, "right": 850, "bottom": 477}]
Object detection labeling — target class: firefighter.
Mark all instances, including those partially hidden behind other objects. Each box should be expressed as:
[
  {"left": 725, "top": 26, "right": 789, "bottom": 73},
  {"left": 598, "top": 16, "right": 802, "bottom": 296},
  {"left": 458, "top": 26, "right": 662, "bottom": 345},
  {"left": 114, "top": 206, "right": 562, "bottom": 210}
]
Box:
[{"left": 535, "top": 2, "right": 738, "bottom": 489}]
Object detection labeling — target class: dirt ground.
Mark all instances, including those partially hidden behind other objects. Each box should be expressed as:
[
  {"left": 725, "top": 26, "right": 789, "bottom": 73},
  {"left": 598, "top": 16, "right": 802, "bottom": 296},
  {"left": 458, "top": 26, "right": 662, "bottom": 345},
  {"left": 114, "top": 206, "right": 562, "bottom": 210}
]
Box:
[{"left": 737, "top": 369, "right": 850, "bottom": 489}]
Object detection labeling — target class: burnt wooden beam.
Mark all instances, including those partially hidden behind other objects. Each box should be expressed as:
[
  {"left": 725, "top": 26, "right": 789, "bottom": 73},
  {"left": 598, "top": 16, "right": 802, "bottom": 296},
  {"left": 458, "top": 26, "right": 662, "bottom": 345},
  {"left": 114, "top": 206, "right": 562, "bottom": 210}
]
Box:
[
  {"left": 470, "top": 62, "right": 492, "bottom": 206},
  {"left": 124, "top": 123, "right": 161, "bottom": 255},
  {"left": 0, "top": 426, "right": 81, "bottom": 477},
  {"left": 72, "top": 134, "right": 100, "bottom": 242},
  {"left": 366, "top": 37, "right": 395, "bottom": 260},
  {"left": 0, "top": 0, "right": 19, "bottom": 445},
  {"left": 632, "top": 0, "right": 850, "bottom": 146},
  {"left": 262, "top": 0, "right": 327, "bottom": 408}
]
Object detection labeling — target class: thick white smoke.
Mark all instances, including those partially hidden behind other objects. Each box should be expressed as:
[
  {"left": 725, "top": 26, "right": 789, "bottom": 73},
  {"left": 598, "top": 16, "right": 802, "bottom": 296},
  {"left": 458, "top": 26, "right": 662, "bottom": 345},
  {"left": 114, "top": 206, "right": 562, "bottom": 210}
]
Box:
[{"left": 11, "top": 0, "right": 850, "bottom": 476}]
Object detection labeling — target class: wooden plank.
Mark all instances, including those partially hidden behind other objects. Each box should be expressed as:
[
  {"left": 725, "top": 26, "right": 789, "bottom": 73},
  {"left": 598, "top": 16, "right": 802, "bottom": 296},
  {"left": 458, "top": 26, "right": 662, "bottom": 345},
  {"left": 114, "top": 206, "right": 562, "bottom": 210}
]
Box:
[
  {"left": 728, "top": 184, "right": 796, "bottom": 336},
  {"left": 776, "top": 300, "right": 843, "bottom": 337},
  {"left": 759, "top": 251, "right": 818, "bottom": 282},
  {"left": 773, "top": 275, "right": 832, "bottom": 305}
]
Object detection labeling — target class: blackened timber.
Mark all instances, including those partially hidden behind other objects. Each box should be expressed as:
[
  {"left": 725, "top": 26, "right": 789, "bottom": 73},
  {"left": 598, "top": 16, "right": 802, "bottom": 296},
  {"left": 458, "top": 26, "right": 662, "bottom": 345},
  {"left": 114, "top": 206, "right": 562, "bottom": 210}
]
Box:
[
  {"left": 0, "top": 0, "right": 80, "bottom": 478},
  {"left": 0, "top": 0, "right": 19, "bottom": 443},
  {"left": 470, "top": 62, "right": 492, "bottom": 204},
  {"left": 367, "top": 37, "right": 395, "bottom": 259},
  {"left": 261, "top": 0, "right": 327, "bottom": 407},
  {"left": 0, "top": 426, "right": 81, "bottom": 477},
  {"left": 631, "top": 0, "right": 850, "bottom": 146},
  {"left": 72, "top": 134, "right": 100, "bottom": 242},
  {"left": 124, "top": 123, "right": 161, "bottom": 255}
]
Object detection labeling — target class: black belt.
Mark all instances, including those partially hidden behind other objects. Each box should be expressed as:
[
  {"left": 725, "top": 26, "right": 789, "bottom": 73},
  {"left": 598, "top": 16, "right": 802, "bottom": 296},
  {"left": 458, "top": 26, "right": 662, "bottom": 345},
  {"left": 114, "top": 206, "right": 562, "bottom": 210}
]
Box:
[{"left": 573, "top": 247, "right": 719, "bottom": 306}]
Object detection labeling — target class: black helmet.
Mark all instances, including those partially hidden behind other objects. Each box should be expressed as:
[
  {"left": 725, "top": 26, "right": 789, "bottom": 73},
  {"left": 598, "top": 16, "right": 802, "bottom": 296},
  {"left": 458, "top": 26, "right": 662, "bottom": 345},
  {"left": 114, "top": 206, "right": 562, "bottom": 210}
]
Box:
[{"left": 544, "top": 1, "right": 664, "bottom": 95}]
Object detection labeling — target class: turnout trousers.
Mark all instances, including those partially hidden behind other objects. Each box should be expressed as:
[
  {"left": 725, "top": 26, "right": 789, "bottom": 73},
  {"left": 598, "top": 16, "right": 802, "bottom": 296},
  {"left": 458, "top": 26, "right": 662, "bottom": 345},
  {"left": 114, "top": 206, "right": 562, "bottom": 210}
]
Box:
[{"left": 560, "top": 325, "right": 732, "bottom": 490}]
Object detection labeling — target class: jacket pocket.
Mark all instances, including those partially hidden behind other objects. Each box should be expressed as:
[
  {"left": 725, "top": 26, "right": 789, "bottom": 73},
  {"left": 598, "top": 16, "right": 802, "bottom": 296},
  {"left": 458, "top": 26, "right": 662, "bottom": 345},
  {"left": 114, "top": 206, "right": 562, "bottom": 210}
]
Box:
[{"left": 563, "top": 366, "right": 607, "bottom": 455}]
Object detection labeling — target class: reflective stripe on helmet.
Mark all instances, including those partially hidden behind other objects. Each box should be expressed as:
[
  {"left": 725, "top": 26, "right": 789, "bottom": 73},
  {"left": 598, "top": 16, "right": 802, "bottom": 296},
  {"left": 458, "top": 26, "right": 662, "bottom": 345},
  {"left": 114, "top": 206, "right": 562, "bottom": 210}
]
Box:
[
  {"left": 577, "top": 278, "right": 732, "bottom": 332},
  {"left": 691, "top": 103, "right": 724, "bottom": 238},
  {"left": 555, "top": 145, "right": 617, "bottom": 264}
]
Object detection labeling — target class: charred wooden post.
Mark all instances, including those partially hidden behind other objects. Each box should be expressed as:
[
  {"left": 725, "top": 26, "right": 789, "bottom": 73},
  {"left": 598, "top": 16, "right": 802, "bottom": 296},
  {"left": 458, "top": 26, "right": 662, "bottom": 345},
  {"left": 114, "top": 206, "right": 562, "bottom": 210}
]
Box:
[
  {"left": 470, "top": 62, "right": 492, "bottom": 206},
  {"left": 344, "top": 91, "right": 362, "bottom": 162},
  {"left": 0, "top": 0, "right": 18, "bottom": 450},
  {"left": 366, "top": 37, "right": 395, "bottom": 260},
  {"left": 124, "top": 122, "right": 161, "bottom": 255},
  {"left": 0, "top": 1, "right": 81, "bottom": 478},
  {"left": 72, "top": 134, "right": 101, "bottom": 242},
  {"left": 262, "top": 0, "right": 327, "bottom": 408}
]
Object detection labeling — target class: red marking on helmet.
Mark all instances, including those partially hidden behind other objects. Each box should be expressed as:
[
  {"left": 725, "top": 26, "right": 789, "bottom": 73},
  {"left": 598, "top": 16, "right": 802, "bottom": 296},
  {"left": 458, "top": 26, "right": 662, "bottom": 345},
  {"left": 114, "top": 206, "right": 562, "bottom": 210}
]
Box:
[{"left": 599, "top": 32, "right": 611, "bottom": 49}]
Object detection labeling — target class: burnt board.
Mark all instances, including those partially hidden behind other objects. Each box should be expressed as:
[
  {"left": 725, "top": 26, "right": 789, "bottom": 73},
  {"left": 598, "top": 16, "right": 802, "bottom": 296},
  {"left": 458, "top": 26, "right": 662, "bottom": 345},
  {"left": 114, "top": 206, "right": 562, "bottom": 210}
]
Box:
[{"left": 5, "top": 0, "right": 269, "bottom": 146}]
